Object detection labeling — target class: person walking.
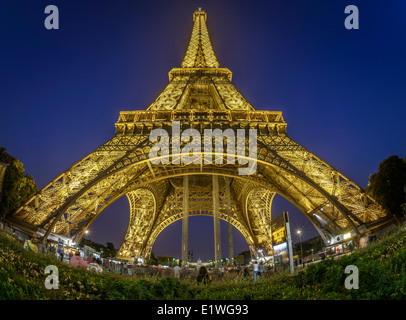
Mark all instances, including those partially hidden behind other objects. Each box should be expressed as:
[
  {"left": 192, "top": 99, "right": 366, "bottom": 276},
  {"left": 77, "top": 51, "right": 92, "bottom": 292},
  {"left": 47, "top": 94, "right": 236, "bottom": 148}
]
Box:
[
  {"left": 243, "top": 267, "right": 249, "bottom": 280},
  {"left": 259, "top": 261, "right": 265, "bottom": 277},
  {"left": 173, "top": 265, "right": 181, "bottom": 279},
  {"left": 57, "top": 243, "right": 64, "bottom": 262},
  {"left": 38, "top": 241, "right": 47, "bottom": 254},
  {"left": 68, "top": 250, "right": 73, "bottom": 262},
  {"left": 253, "top": 261, "right": 259, "bottom": 282}
]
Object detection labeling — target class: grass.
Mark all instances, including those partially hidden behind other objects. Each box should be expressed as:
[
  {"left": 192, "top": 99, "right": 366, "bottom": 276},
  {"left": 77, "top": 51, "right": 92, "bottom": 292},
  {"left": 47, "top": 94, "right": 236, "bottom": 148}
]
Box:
[{"left": 0, "top": 226, "right": 405, "bottom": 300}]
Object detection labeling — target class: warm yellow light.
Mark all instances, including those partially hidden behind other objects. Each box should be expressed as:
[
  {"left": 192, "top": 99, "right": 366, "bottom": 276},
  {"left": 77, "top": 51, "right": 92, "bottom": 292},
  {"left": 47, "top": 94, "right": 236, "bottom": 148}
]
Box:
[{"left": 343, "top": 233, "right": 351, "bottom": 240}]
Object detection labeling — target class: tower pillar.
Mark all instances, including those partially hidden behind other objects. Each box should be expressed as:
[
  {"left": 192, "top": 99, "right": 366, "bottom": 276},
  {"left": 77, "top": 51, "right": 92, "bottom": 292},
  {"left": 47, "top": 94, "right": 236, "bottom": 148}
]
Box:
[
  {"left": 212, "top": 175, "right": 221, "bottom": 268},
  {"left": 182, "top": 175, "right": 189, "bottom": 266},
  {"left": 225, "top": 177, "right": 234, "bottom": 266}
]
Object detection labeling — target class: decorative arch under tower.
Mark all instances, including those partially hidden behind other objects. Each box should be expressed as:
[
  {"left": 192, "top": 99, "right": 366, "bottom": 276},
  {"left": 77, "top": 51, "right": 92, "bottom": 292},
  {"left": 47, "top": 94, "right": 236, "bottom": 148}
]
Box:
[{"left": 9, "top": 9, "right": 390, "bottom": 266}]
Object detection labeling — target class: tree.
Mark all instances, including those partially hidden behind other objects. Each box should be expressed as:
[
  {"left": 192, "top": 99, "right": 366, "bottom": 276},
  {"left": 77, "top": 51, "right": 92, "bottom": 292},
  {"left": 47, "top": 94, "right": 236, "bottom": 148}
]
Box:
[
  {"left": 403, "top": 181, "right": 406, "bottom": 216},
  {"left": 0, "top": 147, "right": 38, "bottom": 218},
  {"left": 366, "top": 155, "right": 406, "bottom": 218},
  {"left": 146, "top": 251, "right": 158, "bottom": 265},
  {"left": 105, "top": 242, "right": 117, "bottom": 258},
  {"left": 292, "top": 236, "right": 324, "bottom": 257}
]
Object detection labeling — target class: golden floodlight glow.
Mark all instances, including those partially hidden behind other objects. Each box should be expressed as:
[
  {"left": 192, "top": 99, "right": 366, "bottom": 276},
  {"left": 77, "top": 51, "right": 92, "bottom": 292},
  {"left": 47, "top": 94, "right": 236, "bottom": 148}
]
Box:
[
  {"left": 9, "top": 9, "right": 389, "bottom": 262},
  {"left": 343, "top": 233, "right": 352, "bottom": 240}
]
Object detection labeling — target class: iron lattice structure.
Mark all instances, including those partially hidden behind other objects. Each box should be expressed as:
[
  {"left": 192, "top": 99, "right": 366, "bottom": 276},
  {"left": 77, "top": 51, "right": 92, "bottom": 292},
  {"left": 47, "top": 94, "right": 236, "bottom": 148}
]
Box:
[{"left": 11, "top": 10, "right": 388, "bottom": 262}]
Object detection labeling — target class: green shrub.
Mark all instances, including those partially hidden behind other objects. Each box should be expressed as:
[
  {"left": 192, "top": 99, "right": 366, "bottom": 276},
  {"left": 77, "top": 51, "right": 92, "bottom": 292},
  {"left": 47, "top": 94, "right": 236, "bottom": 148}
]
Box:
[{"left": 0, "top": 228, "right": 405, "bottom": 300}]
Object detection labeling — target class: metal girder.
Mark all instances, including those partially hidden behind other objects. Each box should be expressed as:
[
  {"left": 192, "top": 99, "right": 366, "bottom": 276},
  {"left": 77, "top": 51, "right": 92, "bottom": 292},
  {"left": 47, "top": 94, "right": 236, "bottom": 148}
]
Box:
[{"left": 9, "top": 9, "right": 389, "bottom": 262}]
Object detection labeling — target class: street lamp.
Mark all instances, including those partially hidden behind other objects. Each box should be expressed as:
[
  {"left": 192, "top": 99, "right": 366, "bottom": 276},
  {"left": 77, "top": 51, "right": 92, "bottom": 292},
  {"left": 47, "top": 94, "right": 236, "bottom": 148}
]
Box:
[
  {"left": 296, "top": 229, "right": 304, "bottom": 267},
  {"left": 81, "top": 229, "right": 90, "bottom": 244},
  {"left": 83, "top": 229, "right": 91, "bottom": 241}
]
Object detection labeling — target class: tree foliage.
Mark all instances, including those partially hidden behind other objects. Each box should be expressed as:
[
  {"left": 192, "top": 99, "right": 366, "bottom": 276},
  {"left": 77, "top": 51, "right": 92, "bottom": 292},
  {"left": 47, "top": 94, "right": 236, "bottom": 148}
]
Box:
[
  {"left": 105, "top": 242, "right": 117, "bottom": 258},
  {"left": 366, "top": 155, "right": 406, "bottom": 217},
  {"left": 146, "top": 251, "right": 158, "bottom": 265},
  {"left": 0, "top": 147, "right": 38, "bottom": 218},
  {"left": 292, "top": 236, "right": 324, "bottom": 257}
]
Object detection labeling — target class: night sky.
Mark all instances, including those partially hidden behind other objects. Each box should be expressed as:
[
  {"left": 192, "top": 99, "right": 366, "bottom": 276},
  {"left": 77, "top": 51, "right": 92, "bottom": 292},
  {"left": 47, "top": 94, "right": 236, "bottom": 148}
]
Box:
[{"left": 1, "top": 1, "right": 405, "bottom": 261}]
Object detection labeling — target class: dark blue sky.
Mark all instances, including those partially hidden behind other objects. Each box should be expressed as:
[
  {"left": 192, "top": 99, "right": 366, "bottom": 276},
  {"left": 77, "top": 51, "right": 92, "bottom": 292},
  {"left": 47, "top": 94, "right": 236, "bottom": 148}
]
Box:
[{"left": 1, "top": 1, "right": 405, "bottom": 260}]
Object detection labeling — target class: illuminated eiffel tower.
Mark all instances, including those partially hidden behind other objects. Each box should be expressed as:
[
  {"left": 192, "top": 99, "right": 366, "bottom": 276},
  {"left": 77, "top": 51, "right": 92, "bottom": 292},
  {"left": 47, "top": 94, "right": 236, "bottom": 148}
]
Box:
[{"left": 9, "top": 9, "right": 389, "bottom": 266}]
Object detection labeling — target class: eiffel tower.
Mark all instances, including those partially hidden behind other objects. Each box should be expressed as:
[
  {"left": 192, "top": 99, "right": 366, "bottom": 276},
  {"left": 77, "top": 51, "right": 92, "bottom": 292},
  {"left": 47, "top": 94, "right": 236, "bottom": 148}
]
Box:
[{"left": 9, "top": 9, "right": 389, "bottom": 266}]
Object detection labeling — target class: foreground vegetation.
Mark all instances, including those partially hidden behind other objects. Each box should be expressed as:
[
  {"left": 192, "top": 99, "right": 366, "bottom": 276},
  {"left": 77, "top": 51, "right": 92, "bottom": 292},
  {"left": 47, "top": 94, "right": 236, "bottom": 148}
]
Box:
[{"left": 0, "top": 227, "right": 405, "bottom": 300}]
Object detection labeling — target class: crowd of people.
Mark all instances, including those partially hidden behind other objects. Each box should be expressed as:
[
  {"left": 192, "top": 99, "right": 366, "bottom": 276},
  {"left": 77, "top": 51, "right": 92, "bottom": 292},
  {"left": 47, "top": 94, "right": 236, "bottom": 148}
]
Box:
[
  {"left": 27, "top": 236, "right": 271, "bottom": 281},
  {"left": 18, "top": 233, "right": 273, "bottom": 282},
  {"left": 18, "top": 234, "right": 310, "bottom": 282},
  {"left": 21, "top": 237, "right": 107, "bottom": 273}
]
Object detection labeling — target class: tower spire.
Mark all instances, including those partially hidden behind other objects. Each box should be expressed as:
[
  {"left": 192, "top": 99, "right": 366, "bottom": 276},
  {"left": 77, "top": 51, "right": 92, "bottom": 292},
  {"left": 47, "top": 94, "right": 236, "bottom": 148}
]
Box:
[
  {"left": 181, "top": 9, "right": 220, "bottom": 68},
  {"left": 146, "top": 9, "right": 255, "bottom": 111}
]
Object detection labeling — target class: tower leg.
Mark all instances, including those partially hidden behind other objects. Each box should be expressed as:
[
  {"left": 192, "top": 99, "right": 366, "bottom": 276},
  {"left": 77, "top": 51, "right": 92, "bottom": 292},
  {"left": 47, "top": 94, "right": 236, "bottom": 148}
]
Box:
[
  {"left": 212, "top": 175, "right": 221, "bottom": 268},
  {"left": 182, "top": 175, "right": 189, "bottom": 266},
  {"left": 225, "top": 177, "right": 234, "bottom": 266},
  {"left": 228, "top": 222, "right": 234, "bottom": 266}
]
